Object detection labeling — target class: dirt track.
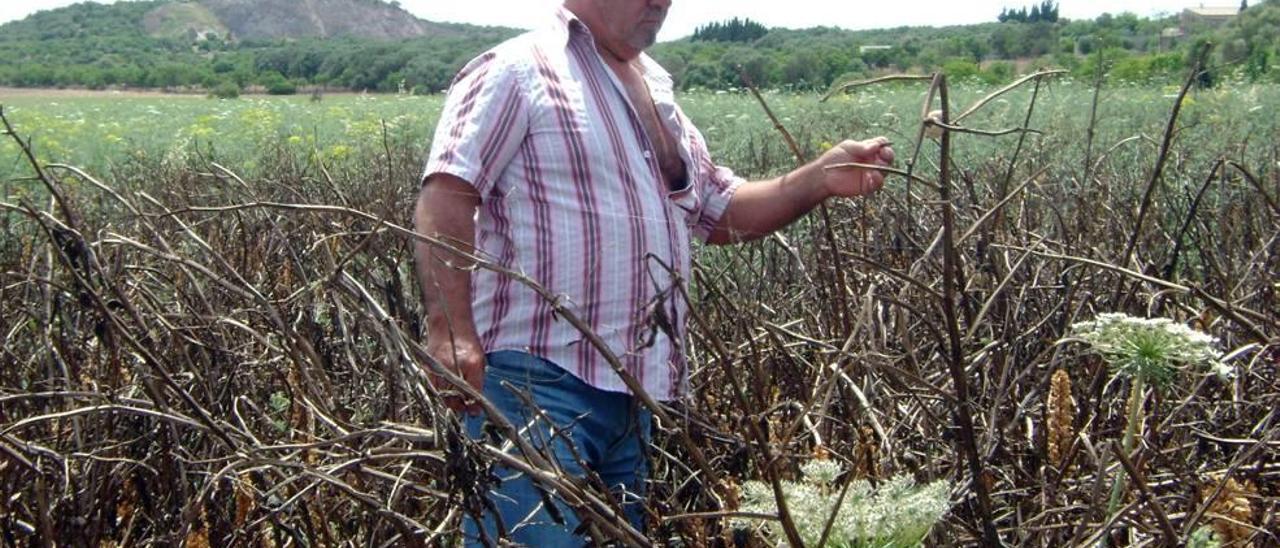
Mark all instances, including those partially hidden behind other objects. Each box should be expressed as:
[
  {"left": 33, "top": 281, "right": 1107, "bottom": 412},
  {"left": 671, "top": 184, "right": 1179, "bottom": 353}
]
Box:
[{"left": 0, "top": 87, "right": 211, "bottom": 100}]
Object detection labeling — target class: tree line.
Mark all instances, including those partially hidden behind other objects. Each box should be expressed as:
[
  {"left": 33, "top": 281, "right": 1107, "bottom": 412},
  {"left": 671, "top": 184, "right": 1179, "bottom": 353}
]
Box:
[
  {"left": 998, "top": 2, "right": 1061, "bottom": 24},
  {"left": 1, "top": 0, "right": 1278, "bottom": 94},
  {"left": 691, "top": 18, "right": 769, "bottom": 43}
]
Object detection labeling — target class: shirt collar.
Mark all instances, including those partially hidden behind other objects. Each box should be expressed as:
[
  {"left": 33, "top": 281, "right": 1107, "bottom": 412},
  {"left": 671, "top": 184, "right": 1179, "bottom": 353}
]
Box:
[
  {"left": 548, "top": 6, "right": 674, "bottom": 94},
  {"left": 549, "top": 6, "right": 589, "bottom": 45}
]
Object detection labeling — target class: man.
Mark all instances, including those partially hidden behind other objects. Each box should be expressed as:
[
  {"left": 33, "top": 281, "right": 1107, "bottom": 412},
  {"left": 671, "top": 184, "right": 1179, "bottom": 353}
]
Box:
[{"left": 413, "top": 0, "right": 894, "bottom": 544}]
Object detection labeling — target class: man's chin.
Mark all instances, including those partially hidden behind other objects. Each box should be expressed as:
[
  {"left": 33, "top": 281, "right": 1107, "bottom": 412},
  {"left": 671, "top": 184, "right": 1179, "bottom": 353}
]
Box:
[{"left": 631, "top": 30, "right": 660, "bottom": 50}]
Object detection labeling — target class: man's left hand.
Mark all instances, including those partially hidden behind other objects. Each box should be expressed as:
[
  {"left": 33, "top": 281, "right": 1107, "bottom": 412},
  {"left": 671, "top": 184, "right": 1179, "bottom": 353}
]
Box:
[{"left": 820, "top": 137, "right": 895, "bottom": 198}]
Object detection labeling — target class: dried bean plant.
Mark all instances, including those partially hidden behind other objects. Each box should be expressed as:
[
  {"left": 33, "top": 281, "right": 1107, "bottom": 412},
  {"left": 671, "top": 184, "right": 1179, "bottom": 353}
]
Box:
[{"left": 1, "top": 43, "right": 1277, "bottom": 547}]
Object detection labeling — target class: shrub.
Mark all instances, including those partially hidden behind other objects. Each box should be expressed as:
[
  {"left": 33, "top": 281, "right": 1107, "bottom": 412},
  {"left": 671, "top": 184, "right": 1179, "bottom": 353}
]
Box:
[
  {"left": 266, "top": 80, "right": 297, "bottom": 95},
  {"left": 1110, "top": 56, "right": 1151, "bottom": 82},
  {"left": 209, "top": 82, "right": 240, "bottom": 99},
  {"left": 942, "top": 58, "right": 981, "bottom": 81},
  {"left": 981, "top": 61, "right": 1016, "bottom": 84},
  {"left": 259, "top": 71, "right": 297, "bottom": 95}
]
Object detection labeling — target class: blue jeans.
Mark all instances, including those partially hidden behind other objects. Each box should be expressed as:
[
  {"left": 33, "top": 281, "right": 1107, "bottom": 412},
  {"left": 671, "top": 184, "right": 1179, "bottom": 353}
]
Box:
[{"left": 462, "top": 351, "right": 652, "bottom": 547}]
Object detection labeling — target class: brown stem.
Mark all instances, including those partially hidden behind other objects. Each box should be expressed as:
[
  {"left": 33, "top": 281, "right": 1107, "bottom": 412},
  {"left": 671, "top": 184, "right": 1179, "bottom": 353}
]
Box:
[
  {"left": 1228, "top": 161, "right": 1280, "bottom": 217},
  {"left": 1119, "top": 42, "right": 1212, "bottom": 269},
  {"left": 1081, "top": 49, "right": 1106, "bottom": 193},
  {"left": 936, "top": 73, "right": 1003, "bottom": 547},
  {"left": 1110, "top": 443, "right": 1179, "bottom": 544},
  {"left": 820, "top": 74, "right": 933, "bottom": 102},
  {"left": 1163, "top": 159, "right": 1224, "bottom": 280}
]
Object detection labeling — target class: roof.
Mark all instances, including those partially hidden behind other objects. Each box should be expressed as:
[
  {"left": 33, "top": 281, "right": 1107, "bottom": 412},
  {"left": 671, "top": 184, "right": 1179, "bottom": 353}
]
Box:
[{"left": 1185, "top": 6, "right": 1240, "bottom": 17}]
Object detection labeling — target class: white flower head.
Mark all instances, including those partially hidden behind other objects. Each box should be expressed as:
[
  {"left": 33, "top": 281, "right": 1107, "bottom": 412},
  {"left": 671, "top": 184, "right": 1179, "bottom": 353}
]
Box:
[
  {"left": 1064, "top": 313, "right": 1223, "bottom": 386},
  {"left": 738, "top": 465, "right": 951, "bottom": 547},
  {"left": 800, "top": 459, "right": 842, "bottom": 487},
  {"left": 1210, "top": 360, "right": 1236, "bottom": 381}
]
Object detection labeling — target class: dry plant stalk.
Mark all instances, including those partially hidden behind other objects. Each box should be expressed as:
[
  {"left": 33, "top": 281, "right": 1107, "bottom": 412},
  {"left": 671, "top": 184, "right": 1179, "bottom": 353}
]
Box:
[
  {"left": 233, "top": 474, "right": 255, "bottom": 530},
  {"left": 1201, "top": 475, "right": 1257, "bottom": 547},
  {"left": 1046, "top": 369, "right": 1074, "bottom": 469},
  {"left": 115, "top": 477, "right": 139, "bottom": 528},
  {"left": 184, "top": 506, "right": 211, "bottom": 548},
  {"left": 2, "top": 56, "right": 1278, "bottom": 546},
  {"left": 853, "top": 426, "right": 880, "bottom": 480}
]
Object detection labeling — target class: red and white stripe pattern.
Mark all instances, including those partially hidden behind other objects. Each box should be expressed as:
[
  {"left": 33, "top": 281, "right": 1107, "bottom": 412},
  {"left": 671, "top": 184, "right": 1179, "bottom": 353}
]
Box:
[{"left": 423, "top": 7, "right": 741, "bottom": 400}]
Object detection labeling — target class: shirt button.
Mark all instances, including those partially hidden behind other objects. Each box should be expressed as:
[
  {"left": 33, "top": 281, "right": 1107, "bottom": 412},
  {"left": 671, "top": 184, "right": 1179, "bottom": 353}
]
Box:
[{"left": 643, "top": 150, "right": 652, "bottom": 159}]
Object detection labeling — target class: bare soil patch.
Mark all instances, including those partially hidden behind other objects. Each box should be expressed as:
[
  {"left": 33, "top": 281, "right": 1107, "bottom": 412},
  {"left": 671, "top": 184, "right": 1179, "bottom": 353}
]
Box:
[{"left": 0, "top": 87, "right": 207, "bottom": 100}]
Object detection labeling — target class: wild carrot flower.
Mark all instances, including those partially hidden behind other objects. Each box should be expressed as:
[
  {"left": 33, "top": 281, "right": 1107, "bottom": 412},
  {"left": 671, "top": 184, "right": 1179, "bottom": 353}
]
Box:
[
  {"left": 737, "top": 460, "right": 950, "bottom": 547},
  {"left": 1061, "top": 313, "right": 1229, "bottom": 518},
  {"left": 1063, "top": 313, "right": 1227, "bottom": 385}
]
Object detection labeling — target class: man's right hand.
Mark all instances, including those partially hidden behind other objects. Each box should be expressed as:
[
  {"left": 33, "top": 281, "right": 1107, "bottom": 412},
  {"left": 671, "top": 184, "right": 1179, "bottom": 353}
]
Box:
[
  {"left": 415, "top": 173, "right": 487, "bottom": 416},
  {"left": 426, "top": 330, "right": 486, "bottom": 415}
]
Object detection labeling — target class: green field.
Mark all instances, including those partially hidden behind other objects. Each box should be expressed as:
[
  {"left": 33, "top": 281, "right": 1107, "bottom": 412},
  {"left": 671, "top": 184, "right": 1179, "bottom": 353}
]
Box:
[
  {"left": 4, "top": 82, "right": 1278, "bottom": 185},
  {"left": 0, "top": 93, "right": 444, "bottom": 182}
]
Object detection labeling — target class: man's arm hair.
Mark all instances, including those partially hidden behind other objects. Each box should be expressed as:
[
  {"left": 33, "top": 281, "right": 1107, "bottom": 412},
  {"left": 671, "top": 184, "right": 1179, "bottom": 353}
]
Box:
[
  {"left": 705, "top": 139, "right": 891, "bottom": 245},
  {"left": 414, "top": 173, "right": 482, "bottom": 337}
]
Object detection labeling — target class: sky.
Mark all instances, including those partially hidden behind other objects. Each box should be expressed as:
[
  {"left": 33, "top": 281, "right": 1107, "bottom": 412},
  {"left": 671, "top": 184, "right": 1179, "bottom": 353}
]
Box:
[{"left": 0, "top": 0, "right": 1233, "bottom": 41}]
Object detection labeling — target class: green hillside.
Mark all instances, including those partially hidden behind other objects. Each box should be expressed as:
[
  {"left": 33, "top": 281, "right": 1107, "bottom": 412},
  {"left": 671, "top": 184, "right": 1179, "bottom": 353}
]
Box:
[
  {"left": 141, "top": 2, "right": 227, "bottom": 42},
  {"left": 0, "top": 0, "right": 517, "bottom": 92},
  {"left": 0, "top": 0, "right": 1278, "bottom": 93}
]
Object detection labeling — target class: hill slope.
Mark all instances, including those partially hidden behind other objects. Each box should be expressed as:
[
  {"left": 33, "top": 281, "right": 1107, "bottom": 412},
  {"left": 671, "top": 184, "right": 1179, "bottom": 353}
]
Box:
[
  {"left": 197, "top": 0, "right": 451, "bottom": 40},
  {"left": 0, "top": 0, "right": 517, "bottom": 92},
  {"left": 142, "top": 2, "right": 227, "bottom": 41},
  {"left": 0, "top": 0, "right": 455, "bottom": 44}
]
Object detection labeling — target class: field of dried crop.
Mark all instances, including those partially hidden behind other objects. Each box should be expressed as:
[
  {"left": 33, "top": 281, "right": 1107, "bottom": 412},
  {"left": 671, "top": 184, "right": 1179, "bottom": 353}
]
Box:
[{"left": 1, "top": 72, "right": 1277, "bottom": 546}]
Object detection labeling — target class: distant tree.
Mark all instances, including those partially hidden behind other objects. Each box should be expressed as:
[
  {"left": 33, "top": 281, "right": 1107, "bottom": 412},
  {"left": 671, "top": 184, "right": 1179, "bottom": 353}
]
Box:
[
  {"left": 1001, "top": 2, "right": 1057, "bottom": 24},
  {"left": 259, "top": 70, "right": 296, "bottom": 94},
  {"left": 990, "top": 24, "right": 1025, "bottom": 57},
  {"left": 721, "top": 46, "right": 773, "bottom": 86},
  {"left": 1042, "top": 1, "right": 1060, "bottom": 22},
  {"left": 942, "top": 58, "right": 981, "bottom": 80},
  {"left": 209, "top": 81, "right": 240, "bottom": 99},
  {"left": 691, "top": 17, "right": 768, "bottom": 42}
]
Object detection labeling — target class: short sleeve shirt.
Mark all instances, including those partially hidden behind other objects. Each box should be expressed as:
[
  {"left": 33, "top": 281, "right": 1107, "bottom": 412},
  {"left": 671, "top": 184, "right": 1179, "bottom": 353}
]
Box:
[{"left": 423, "top": 7, "right": 742, "bottom": 399}]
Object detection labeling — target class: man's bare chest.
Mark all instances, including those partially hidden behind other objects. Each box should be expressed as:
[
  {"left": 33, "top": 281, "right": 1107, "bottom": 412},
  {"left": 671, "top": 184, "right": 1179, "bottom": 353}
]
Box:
[{"left": 616, "top": 77, "right": 688, "bottom": 191}]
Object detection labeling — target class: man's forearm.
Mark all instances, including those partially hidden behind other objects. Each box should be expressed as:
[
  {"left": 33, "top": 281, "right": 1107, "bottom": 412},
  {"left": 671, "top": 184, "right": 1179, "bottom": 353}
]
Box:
[
  {"left": 413, "top": 174, "right": 482, "bottom": 338},
  {"left": 706, "top": 138, "right": 892, "bottom": 245},
  {"left": 706, "top": 160, "right": 827, "bottom": 245}
]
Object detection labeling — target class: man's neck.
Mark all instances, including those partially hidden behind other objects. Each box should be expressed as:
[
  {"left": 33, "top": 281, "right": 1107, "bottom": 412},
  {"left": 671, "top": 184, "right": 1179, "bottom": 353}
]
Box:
[
  {"left": 563, "top": 1, "right": 642, "bottom": 66},
  {"left": 598, "top": 45, "right": 637, "bottom": 73}
]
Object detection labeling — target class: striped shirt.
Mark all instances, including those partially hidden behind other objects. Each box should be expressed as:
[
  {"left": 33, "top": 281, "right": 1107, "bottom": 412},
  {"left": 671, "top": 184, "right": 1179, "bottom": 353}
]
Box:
[{"left": 422, "top": 7, "right": 742, "bottom": 400}]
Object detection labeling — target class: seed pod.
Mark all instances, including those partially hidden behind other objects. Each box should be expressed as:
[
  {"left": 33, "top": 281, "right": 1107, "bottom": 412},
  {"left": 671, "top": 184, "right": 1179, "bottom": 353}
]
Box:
[
  {"left": 1201, "top": 475, "right": 1257, "bottom": 547},
  {"left": 853, "top": 426, "right": 879, "bottom": 479},
  {"left": 183, "top": 505, "right": 211, "bottom": 548},
  {"left": 115, "top": 477, "right": 138, "bottom": 526},
  {"left": 233, "top": 474, "right": 255, "bottom": 529},
  {"left": 1046, "top": 369, "right": 1074, "bottom": 469}
]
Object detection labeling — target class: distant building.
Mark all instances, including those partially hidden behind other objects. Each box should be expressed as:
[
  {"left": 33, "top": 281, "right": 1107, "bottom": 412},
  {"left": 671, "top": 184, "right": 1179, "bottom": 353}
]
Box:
[
  {"left": 859, "top": 45, "right": 893, "bottom": 54},
  {"left": 1160, "top": 27, "right": 1185, "bottom": 50},
  {"left": 1180, "top": 5, "right": 1239, "bottom": 29}
]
